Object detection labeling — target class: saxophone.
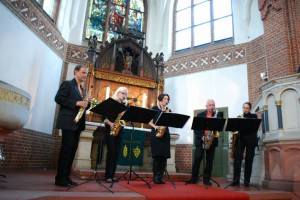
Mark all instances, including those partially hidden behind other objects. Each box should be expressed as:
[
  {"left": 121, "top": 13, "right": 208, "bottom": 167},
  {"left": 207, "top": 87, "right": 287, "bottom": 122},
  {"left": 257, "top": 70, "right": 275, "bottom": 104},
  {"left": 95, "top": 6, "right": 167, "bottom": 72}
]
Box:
[
  {"left": 203, "top": 110, "right": 219, "bottom": 150},
  {"left": 230, "top": 114, "right": 243, "bottom": 159},
  {"left": 110, "top": 111, "right": 126, "bottom": 137},
  {"left": 74, "top": 86, "right": 93, "bottom": 123},
  {"left": 155, "top": 107, "right": 171, "bottom": 138}
]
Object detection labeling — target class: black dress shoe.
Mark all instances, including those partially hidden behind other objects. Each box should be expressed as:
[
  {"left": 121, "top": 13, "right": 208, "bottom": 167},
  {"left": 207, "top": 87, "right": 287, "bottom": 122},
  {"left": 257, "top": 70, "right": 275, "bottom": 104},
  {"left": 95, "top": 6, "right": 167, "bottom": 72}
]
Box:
[
  {"left": 244, "top": 182, "right": 249, "bottom": 187},
  {"left": 153, "top": 175, "right": 162, "bottom": 184},
  {"left": 55, "top": 179, "right": 71, "bottom": 187},
  {"left": 67, "top": 178, "right": 78, "bottom": 186},
  {"left": 231, "top": 180, "right": 240, "bottom": 186},
  {"left": 203, "top": 180, "right": 212, "bottom": 186},
  {"left": 186, "top": 177, "right": 198, "bottom": 184}
]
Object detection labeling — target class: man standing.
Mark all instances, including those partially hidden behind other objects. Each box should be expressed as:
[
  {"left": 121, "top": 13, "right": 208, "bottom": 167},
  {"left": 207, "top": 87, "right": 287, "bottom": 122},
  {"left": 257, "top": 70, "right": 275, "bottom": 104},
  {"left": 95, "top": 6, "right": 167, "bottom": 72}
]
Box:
[
  {"left": 232, "top": 102, "right": 258, "bottom": 187},
  {"left": 186, "top": 99, "right": 220, "bottom": 185},
  {"left": 54, "top": 64, "right": 90, "bottom": 187}
]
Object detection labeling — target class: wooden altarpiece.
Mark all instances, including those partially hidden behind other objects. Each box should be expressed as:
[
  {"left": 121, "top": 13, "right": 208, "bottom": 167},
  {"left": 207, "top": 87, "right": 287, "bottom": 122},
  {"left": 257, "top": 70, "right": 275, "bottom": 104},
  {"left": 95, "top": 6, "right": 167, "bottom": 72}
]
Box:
[{"left": 85, "top": 37, "right": 164, "bottom": 127}]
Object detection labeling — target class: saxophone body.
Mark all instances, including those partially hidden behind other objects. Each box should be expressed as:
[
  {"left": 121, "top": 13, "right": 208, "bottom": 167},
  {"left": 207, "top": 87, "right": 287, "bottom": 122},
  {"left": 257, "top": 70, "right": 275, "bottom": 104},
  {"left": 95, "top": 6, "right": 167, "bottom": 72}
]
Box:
[
  {"left": 230, "top": 114, "right": 244, "bottom": 158},
  {"left": 203, "top": 110, "right": 219, "bottom": 150},
  {"left": 74, "top": 86, "right": 93, "bottom": 123},
  {"left": 155, "top": 107, "right": 171, "bottom": 138},
  {"left": 110, "top": 111, "right": 126, "bottom": 137}
]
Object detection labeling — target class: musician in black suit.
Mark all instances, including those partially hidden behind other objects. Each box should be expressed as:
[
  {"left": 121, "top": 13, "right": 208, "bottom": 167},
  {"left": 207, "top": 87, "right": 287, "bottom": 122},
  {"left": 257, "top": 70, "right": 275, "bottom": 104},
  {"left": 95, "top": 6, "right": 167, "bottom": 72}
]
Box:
[
  {"left": 103, "top": 87, "right": 128, "bottom": 183},
  {"left": 232, "top": 102, "right": 258, "bottom": 187},
  {"left": 186, "top": 99, "right": 220, "bottom": 185},
  {"left": 148, "top": 93, "right": 171, "bottom": 184},
  {"left": 54, "top": 64, "right": 91, "bottom": 187}
]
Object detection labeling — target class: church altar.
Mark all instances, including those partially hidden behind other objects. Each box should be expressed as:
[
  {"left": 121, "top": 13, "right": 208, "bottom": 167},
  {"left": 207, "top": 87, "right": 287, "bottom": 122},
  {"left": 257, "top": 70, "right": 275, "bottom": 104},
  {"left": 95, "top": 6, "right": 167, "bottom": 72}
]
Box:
[{"left": 71, "top": 122, "right": 179, "bottom": 173}]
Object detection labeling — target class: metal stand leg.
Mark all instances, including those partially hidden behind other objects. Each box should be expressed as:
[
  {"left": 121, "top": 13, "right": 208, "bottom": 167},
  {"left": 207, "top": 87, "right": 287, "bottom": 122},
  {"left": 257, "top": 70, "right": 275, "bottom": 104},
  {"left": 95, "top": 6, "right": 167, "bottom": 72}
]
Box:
[{"left": 110, "top": 123, "right": 151, "bottom": 189}]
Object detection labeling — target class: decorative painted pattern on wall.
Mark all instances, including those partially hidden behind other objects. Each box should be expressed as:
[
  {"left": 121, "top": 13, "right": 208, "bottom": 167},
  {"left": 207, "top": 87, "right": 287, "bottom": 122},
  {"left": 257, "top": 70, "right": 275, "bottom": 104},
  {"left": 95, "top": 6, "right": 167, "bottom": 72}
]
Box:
[{"left": 164, "top": 47, "right": 246, "bottom": 77}]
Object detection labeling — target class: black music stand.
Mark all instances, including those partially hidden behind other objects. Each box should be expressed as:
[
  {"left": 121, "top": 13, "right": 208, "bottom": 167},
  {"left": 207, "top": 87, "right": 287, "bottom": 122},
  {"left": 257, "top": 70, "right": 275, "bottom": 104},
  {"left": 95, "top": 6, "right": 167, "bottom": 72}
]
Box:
[
  {"left": 68, "top": 98, "right": 127, "bottom": 192},
  {"left": 154, "top": 112, "right": 190, "bottom": 188},
  {"left": 225, "top": 118, "right": 261, "bottom": 190},
  {"left": 189, "top": 117, "right": 226, "bottom": 188},
  {"left": 110, "top": 106, "right": 158, "bottom": 189}
]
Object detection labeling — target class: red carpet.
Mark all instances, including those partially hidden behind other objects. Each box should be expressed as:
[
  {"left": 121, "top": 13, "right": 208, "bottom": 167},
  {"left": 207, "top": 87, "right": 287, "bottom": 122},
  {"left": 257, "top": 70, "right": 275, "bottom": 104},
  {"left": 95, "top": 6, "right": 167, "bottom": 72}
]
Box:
[{"left": 117, "top": 181, "right": 249, "bottom": 200}]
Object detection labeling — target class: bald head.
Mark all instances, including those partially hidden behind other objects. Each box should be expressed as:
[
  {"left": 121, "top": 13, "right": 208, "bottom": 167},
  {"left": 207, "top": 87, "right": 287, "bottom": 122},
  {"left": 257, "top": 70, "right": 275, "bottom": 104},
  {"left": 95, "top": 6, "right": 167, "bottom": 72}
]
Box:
[{"left": 206, "top": 99, "right": 215, "bottom": 113}]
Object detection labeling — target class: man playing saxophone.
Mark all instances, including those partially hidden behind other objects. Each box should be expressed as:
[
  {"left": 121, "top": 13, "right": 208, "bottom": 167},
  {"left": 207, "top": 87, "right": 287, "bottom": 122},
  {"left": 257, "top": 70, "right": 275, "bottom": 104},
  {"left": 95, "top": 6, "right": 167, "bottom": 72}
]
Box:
[
  {"left": 232, "top": 102, "right": 258, "bottom": 187},
  {"left": 54, "top": 64, "right": 92, "bottom": 187},
  {"left": 103, "top": 86, "right": 128, "bottom": 183},
  {"left": 186, "top": 99, "right": 221, "bottom": 185},
  {"left": 148, "top": 93, "right": 171, "bottom": 184}
]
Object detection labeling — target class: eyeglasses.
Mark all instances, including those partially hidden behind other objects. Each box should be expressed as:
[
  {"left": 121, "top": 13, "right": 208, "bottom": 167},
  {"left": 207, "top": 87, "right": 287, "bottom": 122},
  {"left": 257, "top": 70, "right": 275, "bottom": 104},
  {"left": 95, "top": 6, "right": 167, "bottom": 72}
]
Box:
[{"left": 120, "top": 92, "right": 127, "bottom": 96}]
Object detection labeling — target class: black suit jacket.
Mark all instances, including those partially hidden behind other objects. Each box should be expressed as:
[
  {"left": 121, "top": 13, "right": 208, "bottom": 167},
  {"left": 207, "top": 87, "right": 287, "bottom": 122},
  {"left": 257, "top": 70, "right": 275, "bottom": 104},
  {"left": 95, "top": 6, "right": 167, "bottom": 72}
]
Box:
[
  {"left": 194, "top": 111, "right": 221, "bottom": 148},
  {"left": 239, "top": 113, "right": 258, "bottom": 147},
  {"left": 55, "top": 78, "right": 86, "bottom": 131}
]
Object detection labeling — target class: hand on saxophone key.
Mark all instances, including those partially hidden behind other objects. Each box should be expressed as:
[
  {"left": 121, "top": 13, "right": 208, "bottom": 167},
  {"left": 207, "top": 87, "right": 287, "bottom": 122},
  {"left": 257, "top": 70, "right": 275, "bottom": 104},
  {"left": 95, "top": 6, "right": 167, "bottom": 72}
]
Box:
[{"left": 76, "top": 100, "right": 88, "bottom": 108}]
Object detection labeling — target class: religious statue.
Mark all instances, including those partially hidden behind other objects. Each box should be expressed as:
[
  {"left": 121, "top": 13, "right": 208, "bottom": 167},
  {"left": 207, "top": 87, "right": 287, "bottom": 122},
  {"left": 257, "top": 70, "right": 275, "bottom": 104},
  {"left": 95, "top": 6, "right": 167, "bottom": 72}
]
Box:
[{"left": 88, "top": 35, "right": 98, "bottom": 50}]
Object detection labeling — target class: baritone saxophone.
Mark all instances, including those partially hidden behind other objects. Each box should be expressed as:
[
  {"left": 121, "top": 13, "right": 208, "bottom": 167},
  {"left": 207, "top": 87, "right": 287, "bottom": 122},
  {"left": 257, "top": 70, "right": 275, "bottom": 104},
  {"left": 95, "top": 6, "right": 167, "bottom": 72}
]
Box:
[
  {"left": 155, "top": 107, "right": 171, "bottom": 138},
  {"left": 74, "top": 86, "right": 93, "bottom": 123}
]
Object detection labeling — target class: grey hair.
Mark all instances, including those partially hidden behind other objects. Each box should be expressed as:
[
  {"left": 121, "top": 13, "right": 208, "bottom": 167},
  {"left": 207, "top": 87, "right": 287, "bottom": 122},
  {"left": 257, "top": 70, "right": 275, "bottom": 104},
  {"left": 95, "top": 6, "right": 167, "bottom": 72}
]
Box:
[{"left": 112, "top": 87, "right": 128, "bottom": 102}]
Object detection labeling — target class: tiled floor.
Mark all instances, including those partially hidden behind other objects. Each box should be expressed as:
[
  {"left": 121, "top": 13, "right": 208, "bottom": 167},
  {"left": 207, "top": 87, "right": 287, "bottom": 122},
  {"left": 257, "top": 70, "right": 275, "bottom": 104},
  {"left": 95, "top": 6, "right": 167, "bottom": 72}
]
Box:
[{"left": 0, "top": 169, "right": 299, "bottom": 200}]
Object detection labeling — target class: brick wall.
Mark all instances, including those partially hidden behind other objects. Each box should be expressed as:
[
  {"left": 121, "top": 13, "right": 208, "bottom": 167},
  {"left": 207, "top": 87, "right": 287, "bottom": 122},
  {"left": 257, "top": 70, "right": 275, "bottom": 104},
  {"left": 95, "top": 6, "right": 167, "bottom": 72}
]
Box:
[
  {"left": 0, "top": 129, "right": 60, "bottom": 170},
  {"left": 175, "top": 144, "right": 193, "bottom": 173}
]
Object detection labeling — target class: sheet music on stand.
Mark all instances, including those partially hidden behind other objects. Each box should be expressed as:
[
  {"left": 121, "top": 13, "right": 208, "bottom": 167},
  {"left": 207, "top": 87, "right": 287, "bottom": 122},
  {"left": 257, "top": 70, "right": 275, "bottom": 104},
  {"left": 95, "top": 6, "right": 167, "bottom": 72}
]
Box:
[
  {"left": 225, "top": 118, "right": 261, "bottom": 133},
  {"left": 90, "top": 97, "right": 127, "bottom": 117},
  {"left": 155, "top": 112, "right": 190, "bottom": 128},
  {"left": 120, "top": 106, "right": 158, "bottom": 124},
  {"left": 191, "top": 117, "right": 226, "bottom": 131}
]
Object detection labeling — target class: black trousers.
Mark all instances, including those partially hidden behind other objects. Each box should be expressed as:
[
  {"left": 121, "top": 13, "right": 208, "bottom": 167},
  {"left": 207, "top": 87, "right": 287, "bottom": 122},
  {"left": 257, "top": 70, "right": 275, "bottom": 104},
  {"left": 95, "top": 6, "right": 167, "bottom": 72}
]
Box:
[
  {"left": 191, "top": 144, "right": 216, "bottom": 181},
  {"left": 56, "top": 129, "right": 81, "bottom": 181},
  {"left": 104, "top": 130, "right": 122, "bottom": 179},
  {"left": 233, "top": 141, "right": 256, "bottom": 183},
  {"left": 152, "top": 156, "right": 167, "bottom": 176}
]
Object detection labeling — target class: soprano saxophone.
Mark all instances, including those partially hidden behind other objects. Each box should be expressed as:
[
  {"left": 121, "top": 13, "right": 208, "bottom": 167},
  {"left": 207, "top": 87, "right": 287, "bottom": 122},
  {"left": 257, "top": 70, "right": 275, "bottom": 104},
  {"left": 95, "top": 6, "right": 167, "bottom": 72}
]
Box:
[{"left": 74, "top": 85, "right": 93, "bottom": 123}]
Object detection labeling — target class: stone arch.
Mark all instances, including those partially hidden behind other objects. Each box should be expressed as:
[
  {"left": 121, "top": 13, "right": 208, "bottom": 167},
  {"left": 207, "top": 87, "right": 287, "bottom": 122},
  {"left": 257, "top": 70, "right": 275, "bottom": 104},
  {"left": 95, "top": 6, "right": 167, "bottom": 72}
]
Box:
[{"left": 280, "top": 88, "right": 300, "bottom": 131}]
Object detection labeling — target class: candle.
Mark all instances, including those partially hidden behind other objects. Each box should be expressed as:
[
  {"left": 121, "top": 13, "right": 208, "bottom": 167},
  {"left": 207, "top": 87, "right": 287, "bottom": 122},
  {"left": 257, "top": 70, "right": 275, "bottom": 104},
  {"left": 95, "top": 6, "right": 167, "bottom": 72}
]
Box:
[
  {"left": 142, "top": 93, "right": 147, "bottom": 108},
  {"left": 105, "top": 87, "right": 110, "bottom": 99}
]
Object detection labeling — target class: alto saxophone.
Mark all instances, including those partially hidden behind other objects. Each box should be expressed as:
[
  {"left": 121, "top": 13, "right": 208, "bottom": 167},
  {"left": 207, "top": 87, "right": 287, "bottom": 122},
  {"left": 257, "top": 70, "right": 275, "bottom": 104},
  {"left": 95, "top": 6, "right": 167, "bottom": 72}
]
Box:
[
  {"left": 203, "top": 110, "right": 219, "bottom": 150},
  {"left": 110, "top": 111, "right": 126, "bottom": 137},
  {"left": 155, "top": 107, "right": 171, "bottom": 138},
  {"left": 74, "top": 86, "right": 93, "bottom": 123}
]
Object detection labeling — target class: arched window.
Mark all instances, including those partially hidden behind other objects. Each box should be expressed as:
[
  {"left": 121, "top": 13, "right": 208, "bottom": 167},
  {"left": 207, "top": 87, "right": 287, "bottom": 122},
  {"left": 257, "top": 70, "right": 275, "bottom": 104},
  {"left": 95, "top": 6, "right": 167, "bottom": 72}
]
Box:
[
  {"left": 86, "top": 0, "right": 145, "bottom": 42},
  {"left": 175, "top": 0, "right": 233, "bottom": 52},
  {"left": 35, "top": 0, "right": 60, "bottom": 22}
]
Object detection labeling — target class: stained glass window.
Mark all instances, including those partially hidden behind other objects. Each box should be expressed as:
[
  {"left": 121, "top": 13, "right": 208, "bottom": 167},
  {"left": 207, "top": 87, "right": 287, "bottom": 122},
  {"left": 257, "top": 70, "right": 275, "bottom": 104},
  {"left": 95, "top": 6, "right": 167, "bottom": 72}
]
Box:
[{"left": 86, "top": 0, "right": 144, "bottom": 42}]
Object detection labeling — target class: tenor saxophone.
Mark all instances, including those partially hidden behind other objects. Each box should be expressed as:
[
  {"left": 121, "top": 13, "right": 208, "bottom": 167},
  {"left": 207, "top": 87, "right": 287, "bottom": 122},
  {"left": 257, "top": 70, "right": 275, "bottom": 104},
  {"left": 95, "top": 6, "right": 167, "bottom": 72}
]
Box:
[
  {"left": 203, "top": 110, "right": 219, "bottom": 150},
  {"left": 74, "top": 86, "right": 93, "bottom": 123},
  {"left": 230, "top": 114, "right": 244, "bottom": 158},
  {"left": 155, "top": 107, "right": 171, "bottom": 138}
]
